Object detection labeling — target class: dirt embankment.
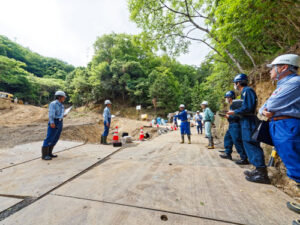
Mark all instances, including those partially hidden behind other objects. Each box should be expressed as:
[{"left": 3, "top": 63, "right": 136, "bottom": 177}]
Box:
[{"left": 0, "top": 104, "right": 157, "bottom": 148}]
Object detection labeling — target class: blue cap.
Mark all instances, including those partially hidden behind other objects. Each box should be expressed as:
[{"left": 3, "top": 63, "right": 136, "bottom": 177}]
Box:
[
  {"left": 233, "top": 73, "right": 248, "bottom": 83},
  {"left": 224, "top": 91, "right": 235, "bottom": 99}
]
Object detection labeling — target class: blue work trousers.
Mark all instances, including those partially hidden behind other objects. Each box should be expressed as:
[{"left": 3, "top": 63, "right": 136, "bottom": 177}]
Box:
[
  {"left": 43, "top": 120, "right": 63, "bottom": 147},
  {"left": 180, "top": 121, "right": 191, "bottom": 135},
  {"left": 270, "top": 118, "right": 300, "bottom": 183},
  {"left": 224, "top": 123, "right": 247, "bottom": 160},
  {"left": 102, "top": 118, "right": 111, "bottom": 137},
  {"left": 240, "top": 118, "right": 266, "bottom": 168},
  {"left": 196, "top": 122, "right": 202, "bottom": 134}
]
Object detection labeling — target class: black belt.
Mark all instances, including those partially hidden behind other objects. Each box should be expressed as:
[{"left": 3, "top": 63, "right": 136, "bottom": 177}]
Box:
[{"left": 54, "top": 118, "right": 63, "bottom": 121}]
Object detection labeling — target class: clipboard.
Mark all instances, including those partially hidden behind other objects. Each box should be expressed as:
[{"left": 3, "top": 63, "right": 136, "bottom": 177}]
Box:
[{"left": 64, "top": 106, "right": 73, "bottom": 116}]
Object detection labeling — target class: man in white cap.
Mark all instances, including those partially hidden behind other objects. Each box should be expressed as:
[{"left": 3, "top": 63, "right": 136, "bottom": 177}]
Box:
[
  {"left": 174, "top": 104, "right": 191, "bottom": 144},
  {"left": 41, "top": 91, "right": 66, "bottom": 160},
  {"left": 194, "top": 111, "right": 203, "bottom": 134},
  {"left": 201, "top": 101, "right": 215, "bottom": 149},
  {"left": 259, "top": 54, "right": 300, "bottom": 223},
  {"left": 101, "top": 100, "right": 112, "bottom": 145}
]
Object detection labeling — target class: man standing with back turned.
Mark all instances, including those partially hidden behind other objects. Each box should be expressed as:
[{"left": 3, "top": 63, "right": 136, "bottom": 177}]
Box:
[{"left": 227, "top": 74, "right": 269, "bottom": 184}]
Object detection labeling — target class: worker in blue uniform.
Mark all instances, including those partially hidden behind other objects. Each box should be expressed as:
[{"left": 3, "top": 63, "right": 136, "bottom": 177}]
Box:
[
  {"left": 227, "top": 74, "right": 270, "bottom": 184},
  {"left": 41, "top": 91, "right": 66, "bottom": 160},
  {"left": 101, "top": 100, "right": 112, "bottom": 145},
  {"left": 220, "top": 91, "right": 249, "bottom": 164},
  {"left": 259, "top": 54, "right": 300, "bottom": 223},
  {"left": 174, "top": 104, "right": 191, "bottom": 144},
  {"left": 194, "top": 111, "right": 203, "bottom": 134}
]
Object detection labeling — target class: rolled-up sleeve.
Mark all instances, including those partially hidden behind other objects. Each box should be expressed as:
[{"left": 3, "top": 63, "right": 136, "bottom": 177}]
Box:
[{"left": 266, "top": 84, "right": 300, "bottom": 112}]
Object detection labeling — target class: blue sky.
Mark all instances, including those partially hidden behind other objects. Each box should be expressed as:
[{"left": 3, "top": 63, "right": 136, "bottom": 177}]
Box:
[{"left": 0, "top": 0, "right": 210, "bottom": 66}]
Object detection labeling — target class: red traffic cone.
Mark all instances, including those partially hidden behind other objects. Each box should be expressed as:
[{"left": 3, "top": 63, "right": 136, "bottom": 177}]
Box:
[
  {"left": 139, "top": 127, "right": 145, "bottom": 141},
  {"left": 112, "top": 126, "right": 119, "bottom": 143},
  {"left": 174, "top": 126, "right": 177, "bottom": 131},
  {"left": 156, "top": 124, "right": 159, "bottom": 128},
  {"left": 171, "top": 126, "right": 173, "bottom": 131}
]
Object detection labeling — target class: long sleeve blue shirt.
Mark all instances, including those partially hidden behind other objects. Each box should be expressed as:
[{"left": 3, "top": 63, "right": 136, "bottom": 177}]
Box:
[
  {"left": 259, "top": 74, "right": 300, "bottom": 118},
  {"left": 228, "top": 104, "right": 240, "bottom": 123},
  {"left": 103, "top": 106, "right": 111, "bottom": 122},
  {"left": 203, "top": 108, "right": 214, "bottom": 123},
  {"left": 234, "top": 86, "right": 258, "bottom": 116},
  {"left": 174, "top": 110, "right": 188, "bottom": 121},
  {"left": 49, "top": 100, "right": 64, "bottom": 124}
]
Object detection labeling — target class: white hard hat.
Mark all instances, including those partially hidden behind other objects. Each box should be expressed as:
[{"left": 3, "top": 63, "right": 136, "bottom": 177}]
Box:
[
  {"left": 179, "top": 104, "right": 185, "bottom": 108},
  {"left": 201, "top": 101, "right": 208, "bottom": 105},
  {"left": 197, "top": 111, "right": 200, "bottom": 113},
  {"left": 267, "top": 54, "right": 300, "bottom": 68},
  {"left": 104, "top": 100, "right": 112, "bottom": 105},
  {"left": 55, "top": 91, "right": 66, "bottom": 98}
]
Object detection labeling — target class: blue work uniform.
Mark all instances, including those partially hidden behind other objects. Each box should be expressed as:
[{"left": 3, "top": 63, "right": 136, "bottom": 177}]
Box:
[
  {"left": 224, "top": 105, "right": 247, "bottom": 160},
  {"left": 234, "top": 86, "right": 266, "bottom": 168},
  {"left": 174, "top": 110, "right": 191, "bottom": 135},
  {"left": 194, "top": 114, "right": 203, "bottom": 134},
  {"left": 173, "top": 117, "right": 178, "bottom": 127},
  {"left": 203, "top": 108, "right": 214, "bottom": 138},
  {"left": 43, "top": 100, "right": 64, "bottom": 147},
  {"left": 102, "top": 106, "right": 111, "bottom": 137},
  {"left": 259, "top": 74, "right": 300, "bottom": 182}
]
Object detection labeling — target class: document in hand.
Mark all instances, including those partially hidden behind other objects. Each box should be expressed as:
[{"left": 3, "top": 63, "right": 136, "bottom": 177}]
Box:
[{"left": 64, "top": 106, "right": 73, "bottom": 116}]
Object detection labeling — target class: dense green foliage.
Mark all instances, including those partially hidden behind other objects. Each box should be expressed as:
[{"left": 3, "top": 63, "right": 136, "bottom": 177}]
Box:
[
  {"left": 66, "top": 33, "right": 206, "bottom": 112},
  {"left": 0, "top": 35, "right": 74, "bottom": 78},
  {"left": 129, "top": 0, "right": 300, "bottom": 111},
  {"left": 0, "top": 35, "right": 71, "bottom": 104},
  {"left": 2, "top": 0, "right": 299, "bottom": 113}
]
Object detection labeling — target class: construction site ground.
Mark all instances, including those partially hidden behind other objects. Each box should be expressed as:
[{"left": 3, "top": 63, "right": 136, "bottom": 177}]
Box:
[{"left": 0, "top": 130, "right": 298, "bottom": 224}]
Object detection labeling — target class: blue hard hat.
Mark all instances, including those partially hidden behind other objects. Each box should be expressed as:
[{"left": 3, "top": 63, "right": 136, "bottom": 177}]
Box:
[
  {"left": 224, "top": 91, "right": 235, "bottom": 99},
  {"left": 233, "top": 73, "right": 248, "bottom": 83}
]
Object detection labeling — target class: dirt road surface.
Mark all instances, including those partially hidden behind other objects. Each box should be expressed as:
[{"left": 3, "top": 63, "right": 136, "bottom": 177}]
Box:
[
  {"left": 0, "top": 131, "right": 298, "bottom": 225},
  {"left": 0, "top": 104, "right": 154, "bottom": 148}
]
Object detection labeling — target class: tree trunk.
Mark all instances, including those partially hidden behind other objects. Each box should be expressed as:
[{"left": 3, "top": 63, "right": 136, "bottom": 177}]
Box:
[{"left": 235, "top": 37, "right": 257, "bottom": 68}]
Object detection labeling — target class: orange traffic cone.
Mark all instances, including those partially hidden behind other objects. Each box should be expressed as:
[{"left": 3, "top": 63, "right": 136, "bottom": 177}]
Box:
[
  {"left": 171, "top": 126, "right": 174, "bottom": 131},
  {"left": 112, "top": 126, "right": 119, "bottom": 143},
  {"left": 139, "top": 127, "right": 145, "bottom": 141},
  {"left": 156, "top": 124, "right": 159, "bottom": 128}
]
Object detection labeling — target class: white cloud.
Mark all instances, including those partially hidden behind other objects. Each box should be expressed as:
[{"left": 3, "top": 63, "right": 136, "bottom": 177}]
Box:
[{"left": 0, "top": 0, "right": 210, "bottom": 67}]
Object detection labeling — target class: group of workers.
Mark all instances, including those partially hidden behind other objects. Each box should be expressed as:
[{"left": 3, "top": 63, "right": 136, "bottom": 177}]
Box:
[
  {"left": 41, "top": 54, "right": 299, "bottom": 224},
  {"left": 174, "top": 54, "right": 300, "bottom": 224}
]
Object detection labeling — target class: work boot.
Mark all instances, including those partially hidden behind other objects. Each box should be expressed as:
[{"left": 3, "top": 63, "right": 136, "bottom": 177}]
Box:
[
  {"left": 180, "top": 135, "right": 184, "bottom": 144},
  {"left": 100, "top": 136, "right": 104, "bottom": 144},
  {"left": 245, "top": 167, "right": 270, "bottom": 184},
  {"left": 235, "top": 159, "right": 249, "bottom": 165},
  {"left": 287, "top": 202, "right": 300, "bottom": 214},
  {"left": 49, "top": 146, "right": 57, "bottom": 158},
  {"left": 244, "top": 169, "right": 255, "bottom": 177},
  {"left": 219, "top": 153, "right": 232, "bottom": 160},
  {"left": 103, "top": 136, "right": 109, "bottom": 145},
  {"left": 41, "top": 147, "right": 52, "bottom": 160},
  {"left": 187, "top": 135, "right": 191, "bottom": 144},
  {"left": 207, "top": 137, "right": 214, "bottom": 149},
  {"left": 293, "top": 219, "right": 300, "bottom": 225}
]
